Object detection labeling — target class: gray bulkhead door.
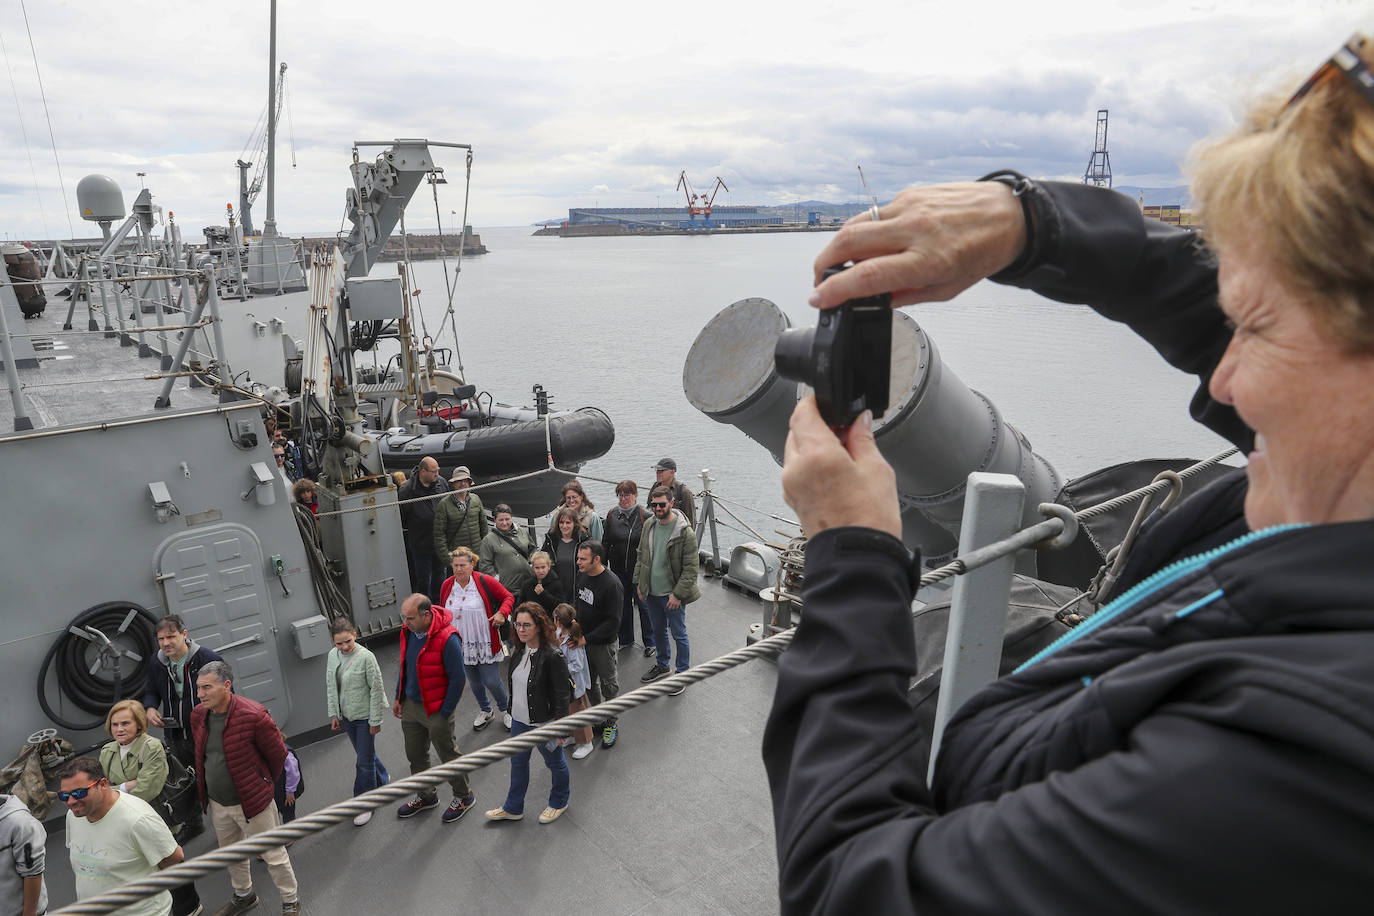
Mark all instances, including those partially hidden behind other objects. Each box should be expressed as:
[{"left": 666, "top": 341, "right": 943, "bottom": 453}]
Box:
[{"left": 155, "top": 524, "right": 289, "bottom": 722}]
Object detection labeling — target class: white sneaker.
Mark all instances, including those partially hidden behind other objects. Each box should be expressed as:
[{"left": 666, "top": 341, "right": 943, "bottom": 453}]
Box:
[
  {"left": 473, "top": 708, "right": 495, "bottom": 730},
  {"left": 353, "top": 810, "right": 372, "bottom": 826},
  {"left": 502, "top": 711, "right": 513, "bottom": 730},
  {"left": 571, "top": 743, "right": 594, "bottom": 760}
]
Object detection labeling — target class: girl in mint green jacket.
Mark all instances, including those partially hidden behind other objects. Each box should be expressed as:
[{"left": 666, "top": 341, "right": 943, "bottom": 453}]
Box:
[{"left": 325, "top": 619, "right": 390, "bottom": 825}]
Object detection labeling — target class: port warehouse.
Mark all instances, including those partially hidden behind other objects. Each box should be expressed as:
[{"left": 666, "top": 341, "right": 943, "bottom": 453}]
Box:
[{"left": 566, "top": 205, "right": 796, "bottom": 230}]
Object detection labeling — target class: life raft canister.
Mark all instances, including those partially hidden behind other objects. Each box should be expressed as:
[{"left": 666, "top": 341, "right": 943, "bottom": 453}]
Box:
[{"left": 2, "top": 244, "right": 46, "bottom": 318}]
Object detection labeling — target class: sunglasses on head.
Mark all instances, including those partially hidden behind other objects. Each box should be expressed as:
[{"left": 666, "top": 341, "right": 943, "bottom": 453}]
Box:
[
  {"left": 58, "top": 780, "right": 101, "bottom": 802},
  {"left": 1278, "top": 34, "right": 1374, "bottom": 125}
]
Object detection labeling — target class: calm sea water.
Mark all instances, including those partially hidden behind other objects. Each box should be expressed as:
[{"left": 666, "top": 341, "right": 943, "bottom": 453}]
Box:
[{"left": 377, "top": 227, "right": 1237, "bottom": 551}]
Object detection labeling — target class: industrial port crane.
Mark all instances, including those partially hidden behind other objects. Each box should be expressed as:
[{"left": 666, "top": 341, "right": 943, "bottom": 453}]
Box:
[{"left": 676, "top": 171, "right": 729, "bottom": 224}]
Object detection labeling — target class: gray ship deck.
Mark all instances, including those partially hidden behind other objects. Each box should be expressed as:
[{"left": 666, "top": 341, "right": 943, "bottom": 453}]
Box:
[
  {"left": 1, "top": 291, "right": 224, "bottom": 433},
  {"left": 40, "top": 574, "right": 784, "bottom": 915}
]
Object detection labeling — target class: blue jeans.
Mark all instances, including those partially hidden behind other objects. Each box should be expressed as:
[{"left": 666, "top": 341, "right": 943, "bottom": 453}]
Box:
[
  {"left": 503, "top": 718, "right": 570, "bottom": 815},
  {"left": 342, "top": 716, "right": 390, "bottom": 796},
  {"left": 645, "top": 593, "right": 690, "bottom": 672},
  {"left": 464, "top": 661, "right": 509, "bottom": 713},
  {"left": 615, "top": 567, "right": 654, "bottom": 648}
]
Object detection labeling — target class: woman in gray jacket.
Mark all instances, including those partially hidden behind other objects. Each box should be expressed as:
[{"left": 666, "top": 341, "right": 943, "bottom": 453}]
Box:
[{"left": 326, "top": 618, "right": 390, "bottom": 826}]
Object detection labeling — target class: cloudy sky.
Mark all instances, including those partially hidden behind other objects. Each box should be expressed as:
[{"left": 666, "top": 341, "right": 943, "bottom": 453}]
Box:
[{"left": 0, "top": 0, "right": 1366, "bottom": 238}]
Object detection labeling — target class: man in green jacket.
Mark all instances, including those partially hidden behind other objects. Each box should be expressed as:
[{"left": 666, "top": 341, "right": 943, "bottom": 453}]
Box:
[
  {"left": 634, "top": 484, "right": 700, "bottom": 692},
  {"left": 433, "top": 466, "right": 488, "bottom": 569}
]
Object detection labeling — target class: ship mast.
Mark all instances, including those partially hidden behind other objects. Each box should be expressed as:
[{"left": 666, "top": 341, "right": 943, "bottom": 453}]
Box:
[{"left": 263, "top": 0, "right": 278, "bottom": 238}]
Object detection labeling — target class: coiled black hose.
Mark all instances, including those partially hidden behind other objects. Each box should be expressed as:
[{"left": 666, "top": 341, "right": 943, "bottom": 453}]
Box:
[{"left": 37, "top": 602, "right": 159, "bottom": 731}]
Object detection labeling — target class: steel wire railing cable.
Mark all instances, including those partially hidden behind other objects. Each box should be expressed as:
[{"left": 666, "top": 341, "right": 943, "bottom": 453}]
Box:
[
  {"left": 56, "top": 446, "right": 1241, "bottom": 913},
  {"left": 1, "top": 27, "right": 50, "bottom": 242},
  {"left": 19, "top": 0, "right": 76, "bottom": 244},
  {"left": 707, "top": 492, "right": 801, "bottom": 529},
  {"left": 433, "top": 148, "right": 474, "bottom": 382}
]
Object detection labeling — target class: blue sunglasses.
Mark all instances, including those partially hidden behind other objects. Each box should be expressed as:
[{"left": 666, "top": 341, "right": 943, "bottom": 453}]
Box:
[{"left": 58, "top": 780, "right": 101, "bottom": 802}]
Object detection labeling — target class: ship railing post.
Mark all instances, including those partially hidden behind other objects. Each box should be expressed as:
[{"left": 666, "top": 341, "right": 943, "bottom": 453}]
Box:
[
  {"left": 927, "top": 471, "right": 1025, "bottom": 787},
  {"left": 203, "top": 267, "right": 237, "bottom": 402},
  {"left": 98, "top": 259, "right": 119, "bottom": 340},
  {"left": 129, "top": 259, "right": 154, "bottom": 359},
  {"left": 153, "top": 268, "right": 215, "bottom": 410},
  {"left": 62, "top": 257, "right": 86, "bottom": 331},
  {"left": 150, "top": 257, "right": 173, "bottom": 370},
  {"left": 85, "top": 260, "right": 101, "bottom": 331},
  {"left": 698, "top": 468, "right": 721, "bottom": 575},
  {"left": 0, "top": 282, "right": 35, "bottom": 430},
  {"left": 109, "top": 261, "right": 133, "bottom": 348}
]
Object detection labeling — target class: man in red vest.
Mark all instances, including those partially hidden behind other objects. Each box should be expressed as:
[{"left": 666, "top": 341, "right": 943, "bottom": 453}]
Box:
[{"left": 392, "top": 593, "right": 477, "bottom": 824}]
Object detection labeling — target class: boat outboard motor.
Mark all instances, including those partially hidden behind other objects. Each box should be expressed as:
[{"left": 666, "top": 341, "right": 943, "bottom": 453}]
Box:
[
  {"left": 2, "top": 244, "right": 46, "bottom": 318},
  {"left": 684, "top": 297, "right": 1062, "bottom": 564}
]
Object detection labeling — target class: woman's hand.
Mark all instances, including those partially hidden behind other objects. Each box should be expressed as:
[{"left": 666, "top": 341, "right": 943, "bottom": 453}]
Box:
[
  {"left": 370, "top": 724, "right": 381, "bottom": 735},
  {"left": 809, "top": 182, "right": 1027, "bottom": 310},
  {"left": 330, "top": 716, "right": 340, "bottom": 731},
  {"left": 782, "top": 399, "right": 901, "bottom": 539},
  {"left": 491, "top": 612, "right": 507, "bottom": 626}
]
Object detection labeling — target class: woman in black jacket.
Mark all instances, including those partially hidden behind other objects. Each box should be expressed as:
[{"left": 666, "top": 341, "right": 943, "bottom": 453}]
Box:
[
  {"left": 485, "top": 602, "right": 572, "bottom": 825},
  {"left": 538, "top": 507, "right": 588, "bottom": 602}
]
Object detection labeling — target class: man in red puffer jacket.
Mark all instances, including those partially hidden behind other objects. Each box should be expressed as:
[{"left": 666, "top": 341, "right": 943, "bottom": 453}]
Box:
[{"left": 192, "top": 660, "right": 301, "bottom": 916}]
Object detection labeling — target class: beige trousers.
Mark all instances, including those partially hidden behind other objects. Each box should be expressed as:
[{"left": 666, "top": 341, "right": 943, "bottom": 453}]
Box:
[{"left": 209, "top": 800, "right": 299, "bottom": 903}]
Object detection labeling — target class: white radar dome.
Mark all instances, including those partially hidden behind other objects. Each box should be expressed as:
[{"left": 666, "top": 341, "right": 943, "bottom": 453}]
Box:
[{"left": 76, "top": 174, "right": 126, "bottom": 222}]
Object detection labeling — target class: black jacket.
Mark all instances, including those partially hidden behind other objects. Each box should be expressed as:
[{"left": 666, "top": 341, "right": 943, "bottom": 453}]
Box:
[
  {"left": 603, "top": 505, "right": 649, "bottom": 573},
  {"left": 539, "top": 528, "right": 588, "bottom": 603},
  {"left": 142, "top": 643, "right": 223, "bottom": 734},
  {"left": 397, "top": 474, "right": 449, "bottom": 548},
  {"left": 506, "top": 643, "right": 571, "bottom": 724},
  {"left": 762, "top": 181, "right": 1374, "bottom": 913},
  {"left": 516, "top": 571, "right": 565, "bottom": 618}
]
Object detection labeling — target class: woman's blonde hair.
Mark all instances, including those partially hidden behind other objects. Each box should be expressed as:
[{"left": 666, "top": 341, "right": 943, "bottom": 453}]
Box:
[
  {"left": 1190, "top": 37, "right": 1374, "bottom": 348},
  {"left": 105, "top": 699, "right": 148, "bottom": 737},
  {"left": 450, "top": 545, "right": 479, "bottom": 565}
]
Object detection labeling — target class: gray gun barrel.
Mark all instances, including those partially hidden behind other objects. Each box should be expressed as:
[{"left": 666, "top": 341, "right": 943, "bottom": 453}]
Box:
[{"left": 684, "top": 298, "right": 1061, "bottom": 558}]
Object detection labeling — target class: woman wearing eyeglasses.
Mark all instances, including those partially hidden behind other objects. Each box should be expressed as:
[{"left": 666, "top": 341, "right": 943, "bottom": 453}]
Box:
[
  {"left": 766, "top": 35, "right": 1374, "bottom": 913},
  {"left": 484, "top": 602, "right": 572, "bottom": 825}
]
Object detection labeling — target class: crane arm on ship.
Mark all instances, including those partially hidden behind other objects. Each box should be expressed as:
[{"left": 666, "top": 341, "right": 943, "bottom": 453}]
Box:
[{"left": 236, "top": 62, "right": 292, "bottom": 236}]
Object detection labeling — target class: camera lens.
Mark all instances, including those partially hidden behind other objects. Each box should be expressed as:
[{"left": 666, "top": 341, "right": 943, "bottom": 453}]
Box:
[{"left": 774, "top": 327, "right": 817, "bottom": 385}]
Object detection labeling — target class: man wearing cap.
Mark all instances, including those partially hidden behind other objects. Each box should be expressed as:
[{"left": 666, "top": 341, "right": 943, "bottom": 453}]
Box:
[
  {"left": 400, "top": 457, "right": 450, "bottom": 599},
  {"left": 433, "top": 466, "right": 488, "bottom": 570},
  {"left": 653, "top": 458, "right": 696, "bottom": 528}
]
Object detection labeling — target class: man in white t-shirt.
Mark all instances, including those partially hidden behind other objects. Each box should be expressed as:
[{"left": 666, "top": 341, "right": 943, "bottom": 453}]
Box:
[{"left": 60, "top": 756, "right": 184, "bottom": 916}]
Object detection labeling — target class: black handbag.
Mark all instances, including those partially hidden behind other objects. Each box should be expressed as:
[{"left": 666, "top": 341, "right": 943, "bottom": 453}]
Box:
[{"left": 139, "top": 740, "right": 201, "bottom": 843}]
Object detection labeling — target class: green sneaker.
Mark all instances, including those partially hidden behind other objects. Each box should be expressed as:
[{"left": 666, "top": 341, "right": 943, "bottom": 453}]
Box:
[{"left": 602, "top": 724, "right": 618, "bottom": 748}]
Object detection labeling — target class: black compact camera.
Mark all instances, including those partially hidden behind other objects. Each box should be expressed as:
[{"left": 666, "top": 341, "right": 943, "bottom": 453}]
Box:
[{"left": 774, "top": 265, "right": 892, "bottom": 427}]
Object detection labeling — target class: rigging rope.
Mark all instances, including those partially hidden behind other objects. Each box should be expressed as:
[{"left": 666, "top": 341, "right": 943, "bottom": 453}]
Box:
[
  {"left": 19, "top": 0, "right": 75, "bottom": 243},
  {"left": 0, "top": 27, "right": 50, "bottom": 241}
]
